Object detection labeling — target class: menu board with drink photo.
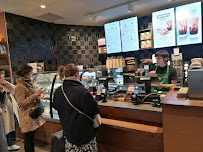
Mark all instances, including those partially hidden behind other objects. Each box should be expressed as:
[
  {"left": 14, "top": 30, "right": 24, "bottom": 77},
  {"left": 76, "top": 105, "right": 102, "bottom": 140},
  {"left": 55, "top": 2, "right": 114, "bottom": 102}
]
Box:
[
  {"left": 152, "top": 8, "right": 176, "bottom": 48},
  {"left": 176, "top": 1, "right": 202, "bottom": 46}
]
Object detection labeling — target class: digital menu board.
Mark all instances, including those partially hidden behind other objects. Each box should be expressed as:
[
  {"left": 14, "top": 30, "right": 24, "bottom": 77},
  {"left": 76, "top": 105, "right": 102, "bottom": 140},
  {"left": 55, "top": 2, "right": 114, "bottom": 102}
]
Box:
[
  {"left": 176, "top": 2, "right": 202, "bottom": 46},
  {"left": 120, "top": 17, "right": 139, "bottom": 52},
  {"left": 104, "top": 21, "right": 122, "bottom": 54},
  {"left": 153, "top": 8, "right": 176, "bottom": 48}
]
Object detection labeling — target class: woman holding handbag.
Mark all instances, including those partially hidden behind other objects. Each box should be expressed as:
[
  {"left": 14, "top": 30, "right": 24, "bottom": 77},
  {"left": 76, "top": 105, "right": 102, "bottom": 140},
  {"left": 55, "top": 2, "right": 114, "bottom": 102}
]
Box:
[
  {"left": 53, "top": 63, "right": 100, "bottom": 152},
  {"left": 15, "top": 64, "right": 46, "bottom": 152}
]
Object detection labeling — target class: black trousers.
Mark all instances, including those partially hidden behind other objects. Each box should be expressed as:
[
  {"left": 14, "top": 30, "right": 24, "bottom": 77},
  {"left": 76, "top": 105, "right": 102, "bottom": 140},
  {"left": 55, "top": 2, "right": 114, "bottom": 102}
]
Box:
[{"left": 24, "top": 130, "right": 36, "bottom": 152}]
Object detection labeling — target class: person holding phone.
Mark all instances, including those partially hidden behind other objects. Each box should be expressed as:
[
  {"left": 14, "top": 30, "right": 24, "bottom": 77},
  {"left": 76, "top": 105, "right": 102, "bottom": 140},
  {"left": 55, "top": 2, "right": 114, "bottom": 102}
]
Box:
[
  {"left": 15, "top": 64, "right": 45, "bottom": 152},
  {"left": 149, "top": 50, "right": 177, "bottom": 92}
]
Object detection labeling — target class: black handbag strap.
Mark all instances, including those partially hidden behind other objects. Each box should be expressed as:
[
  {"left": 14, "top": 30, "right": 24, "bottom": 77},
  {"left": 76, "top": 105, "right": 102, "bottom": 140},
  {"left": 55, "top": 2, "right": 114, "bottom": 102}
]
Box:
[{"left": 61, "top": 85, "right": 93, "bottom": 122}]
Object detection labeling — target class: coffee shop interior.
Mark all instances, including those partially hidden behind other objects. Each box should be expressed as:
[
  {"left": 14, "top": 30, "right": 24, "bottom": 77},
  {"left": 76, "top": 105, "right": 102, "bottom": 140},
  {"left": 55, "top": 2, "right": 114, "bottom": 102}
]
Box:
[{"left": 1, "top": 0, "right": 203, "bottom": 152}]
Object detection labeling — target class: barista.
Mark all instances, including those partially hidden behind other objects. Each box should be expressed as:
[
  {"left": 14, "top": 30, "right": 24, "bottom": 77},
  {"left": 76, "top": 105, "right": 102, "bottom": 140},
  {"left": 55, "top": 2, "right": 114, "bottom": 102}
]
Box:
[{"left": 148, "top": 50, "right": 177, "bottom": 92}]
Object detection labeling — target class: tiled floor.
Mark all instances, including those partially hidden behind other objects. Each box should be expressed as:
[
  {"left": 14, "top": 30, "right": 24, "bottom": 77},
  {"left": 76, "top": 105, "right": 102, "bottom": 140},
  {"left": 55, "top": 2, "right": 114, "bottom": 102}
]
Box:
[{"left": 16, "top": 137, "right": 49, "bottom": 152}]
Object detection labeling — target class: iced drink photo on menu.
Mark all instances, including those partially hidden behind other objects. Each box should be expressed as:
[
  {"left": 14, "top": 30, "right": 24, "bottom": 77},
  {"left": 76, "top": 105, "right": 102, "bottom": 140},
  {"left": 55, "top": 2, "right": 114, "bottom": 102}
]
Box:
[
  {"left": 178, "top": 18, "right": 188, "bottom": 36},
  {"left": 167, "top": 20, "right": 172, "bottom": 31},
  {"left": 189, "top": 17, "right": 199, "bottom": 35}
]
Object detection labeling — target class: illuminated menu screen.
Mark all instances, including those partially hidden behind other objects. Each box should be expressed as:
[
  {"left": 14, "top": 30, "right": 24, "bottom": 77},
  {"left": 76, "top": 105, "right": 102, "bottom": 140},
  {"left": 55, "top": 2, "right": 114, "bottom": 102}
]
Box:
[
  {"left": 176, "top": 2, "right": 202, "bottom": 46},
  {"left": 153, "top": 8, "right": 176, "bottom": 48},
  {"left": 120, "top": 17, "right": 139, "bottom": 52},
  {"left": 104, "top": 21, "right": 122, "bottom": 54}
]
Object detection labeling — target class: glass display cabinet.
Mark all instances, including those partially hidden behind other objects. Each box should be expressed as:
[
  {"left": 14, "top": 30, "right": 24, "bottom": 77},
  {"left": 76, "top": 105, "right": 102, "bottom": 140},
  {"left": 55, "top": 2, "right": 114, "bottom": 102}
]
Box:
[
  {"left": 33, "top": 72, "right": 63, "bottom": 119},
  {"left": 32, "top": 68, "right": 101, "bottom": 120}
]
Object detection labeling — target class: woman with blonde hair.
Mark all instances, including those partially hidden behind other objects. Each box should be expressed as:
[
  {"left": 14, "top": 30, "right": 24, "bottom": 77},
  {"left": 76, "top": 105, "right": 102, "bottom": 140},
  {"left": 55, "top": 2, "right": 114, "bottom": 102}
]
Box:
[{"left": 53, "top": 63, "right": 100, "bottom": 152}]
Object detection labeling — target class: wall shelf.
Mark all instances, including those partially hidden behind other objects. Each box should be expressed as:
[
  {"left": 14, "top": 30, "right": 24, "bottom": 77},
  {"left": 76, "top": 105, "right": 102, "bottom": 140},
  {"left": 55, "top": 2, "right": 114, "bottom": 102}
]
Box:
[
  {"left": 0, "top": 12, "right": 12, "bottom": 83},
  {"left": 138, "top": 28, "right": 152, "bottom": 32},
  {"left": 140, "top": 47, "right": 154, "bottom": 50},
  {"left": 0, "top": 41, "right": 7, "bottom": 45},
  {"left": 140, "top": 38, "right": 152, "bottom": 41},
  {"left": 0, "top": 65, "right": 10, "bottom": 68},
  {"left": 0, "top": 53, "right": 8, "bottom": 56}
]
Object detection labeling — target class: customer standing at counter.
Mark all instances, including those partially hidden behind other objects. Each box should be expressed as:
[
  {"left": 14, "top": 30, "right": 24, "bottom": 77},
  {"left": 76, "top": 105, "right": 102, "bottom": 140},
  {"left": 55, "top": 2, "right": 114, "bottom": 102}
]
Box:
[
  {"left": 0, "top": 85, "right": 8, "bottom": 152},
  {"left": 0, "top": 71, "right": 20, "bottom": 151},
  {"left": 53, "top": 63, "right": 100, "bottom": 152},
  {"left": 149, "top": 50, "right": 177, "bottom": 92},
  {"left": 15, "top": 64, "right": 45, "bottom": 152}
]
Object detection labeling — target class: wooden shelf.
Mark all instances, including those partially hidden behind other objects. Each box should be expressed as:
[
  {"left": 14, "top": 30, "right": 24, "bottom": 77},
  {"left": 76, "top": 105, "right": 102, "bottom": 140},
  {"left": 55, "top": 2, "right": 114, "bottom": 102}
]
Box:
[
  {"left": 0, "top": 13, "right": 12, "bottom": 83},
  {"left": 0, "top": 53, "right": 8, "bottom": 56},
  {"left": 139, "top": 28, "right": 152, "bottom": 32},
  {"left": 140, "top": 38, "right": 152, "bottom": 41},
  {"left": 140, "top": 47, "right": 154, "bottom": 50},
  {"left": 0, "top": 65, "right": 10, "bottom": 68},
  {"left": 0, "top": 41, "right": 7, "bottom": 44}
]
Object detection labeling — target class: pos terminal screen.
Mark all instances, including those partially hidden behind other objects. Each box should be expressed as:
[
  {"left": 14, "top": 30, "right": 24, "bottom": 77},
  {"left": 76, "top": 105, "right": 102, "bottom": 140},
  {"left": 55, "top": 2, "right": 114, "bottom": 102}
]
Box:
[{"left": 102, "top": 88, "right": 106, "bottom": 94}]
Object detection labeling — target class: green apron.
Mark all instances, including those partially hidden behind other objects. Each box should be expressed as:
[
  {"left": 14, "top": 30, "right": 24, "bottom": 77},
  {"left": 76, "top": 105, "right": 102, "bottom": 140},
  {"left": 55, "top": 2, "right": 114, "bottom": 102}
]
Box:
[{"left": 151, "top": 65, "right": 170, "bottom": 92}]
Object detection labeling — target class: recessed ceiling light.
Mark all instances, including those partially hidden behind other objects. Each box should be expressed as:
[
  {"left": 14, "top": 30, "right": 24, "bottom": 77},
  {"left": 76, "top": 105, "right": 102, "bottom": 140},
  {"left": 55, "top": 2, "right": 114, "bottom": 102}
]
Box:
[{"left": 40, "top": 5, "right": 46, "bottom": 8}]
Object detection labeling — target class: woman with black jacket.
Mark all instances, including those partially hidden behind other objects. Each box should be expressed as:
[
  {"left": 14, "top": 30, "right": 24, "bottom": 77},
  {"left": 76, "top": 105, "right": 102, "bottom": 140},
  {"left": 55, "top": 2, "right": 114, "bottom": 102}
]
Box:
[{"left": 53, "top": 64, "right": 100, "bottom": 152}]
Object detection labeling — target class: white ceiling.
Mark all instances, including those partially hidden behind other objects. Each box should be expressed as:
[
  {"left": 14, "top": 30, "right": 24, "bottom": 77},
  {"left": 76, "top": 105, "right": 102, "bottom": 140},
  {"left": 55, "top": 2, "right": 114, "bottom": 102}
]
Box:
[{"left": 0, "top": 0, "right": 201, "bottom": 26}]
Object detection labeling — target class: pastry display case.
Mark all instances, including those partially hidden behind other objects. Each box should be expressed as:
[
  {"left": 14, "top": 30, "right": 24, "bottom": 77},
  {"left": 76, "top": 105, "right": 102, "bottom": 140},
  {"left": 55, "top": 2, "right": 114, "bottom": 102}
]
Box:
[{"left": 33, "top": 72, "right": 63, "bottom": 119}]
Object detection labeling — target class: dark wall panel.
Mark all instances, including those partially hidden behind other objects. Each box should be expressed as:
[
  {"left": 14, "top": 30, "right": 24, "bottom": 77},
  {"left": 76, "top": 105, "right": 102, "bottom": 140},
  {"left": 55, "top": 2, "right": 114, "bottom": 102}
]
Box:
[{"left": 5, "top": 13, "right": 103, "bottom": 72}]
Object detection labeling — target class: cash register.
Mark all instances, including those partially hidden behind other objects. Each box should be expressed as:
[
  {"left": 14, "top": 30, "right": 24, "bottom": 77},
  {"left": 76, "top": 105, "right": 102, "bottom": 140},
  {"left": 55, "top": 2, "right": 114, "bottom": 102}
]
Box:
[{"left": 188, "top": 58, "right": 203, "bottom": 99}]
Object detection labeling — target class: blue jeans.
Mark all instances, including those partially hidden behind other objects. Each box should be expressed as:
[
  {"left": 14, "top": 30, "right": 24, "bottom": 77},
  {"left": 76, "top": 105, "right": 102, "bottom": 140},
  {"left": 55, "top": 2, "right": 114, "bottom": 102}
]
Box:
[
  {"left": 6, "top": 115, "right": 17, "bottom": 146},
  {"left": 0, "top": 116, "right": 8, "bottom": 152}
]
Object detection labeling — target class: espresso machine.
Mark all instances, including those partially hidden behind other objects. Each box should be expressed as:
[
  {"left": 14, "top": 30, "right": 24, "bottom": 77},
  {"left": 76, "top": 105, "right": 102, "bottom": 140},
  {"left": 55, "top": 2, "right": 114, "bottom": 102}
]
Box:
[{"left": 188, "top": 58, "right": 203, "bottom": 99}]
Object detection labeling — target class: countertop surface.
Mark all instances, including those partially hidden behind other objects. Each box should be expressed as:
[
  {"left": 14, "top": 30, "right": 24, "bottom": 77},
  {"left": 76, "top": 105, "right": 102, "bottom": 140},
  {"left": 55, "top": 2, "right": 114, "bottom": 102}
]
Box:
[
  {"left": 44, "top": 98, "right": 163, "bottom": 123},
  {"left": 98, "top": 100, "right": 162, "bottom": 112},
  {"left": 161, "top": 89, "right": 203, "bottom": 108}
]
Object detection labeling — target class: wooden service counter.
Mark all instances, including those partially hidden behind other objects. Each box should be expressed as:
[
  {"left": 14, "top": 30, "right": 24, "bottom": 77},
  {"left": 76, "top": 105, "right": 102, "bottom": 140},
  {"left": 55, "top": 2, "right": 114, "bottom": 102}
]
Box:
[
  {"left": 97, "top": 100, "right": 163, "bottom": 152},
  {"left": 17, "top": 100, "right": 163, "bottom": 152},
  {"left": 161, "top": 89, "right": 203, "bottom": 152}
]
